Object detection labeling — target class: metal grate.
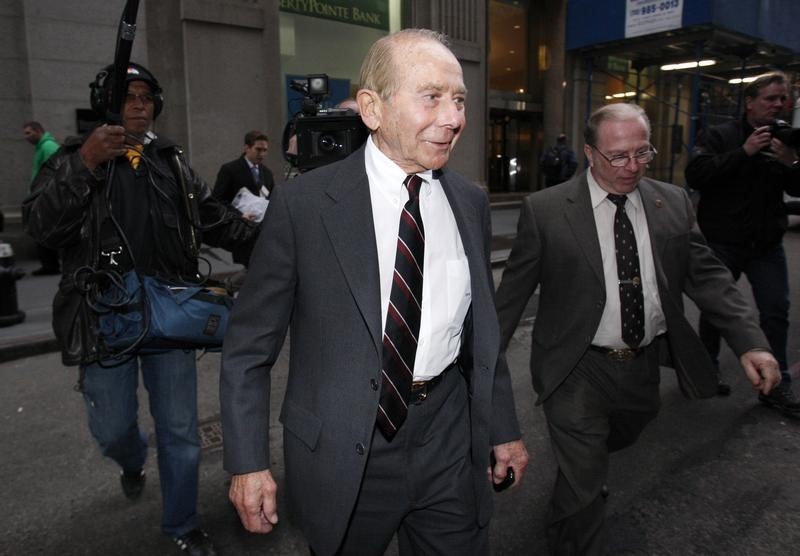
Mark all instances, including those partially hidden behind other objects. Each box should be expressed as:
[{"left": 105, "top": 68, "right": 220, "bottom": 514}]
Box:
[{"left": 199, "top": 417, "right": 224, "bottom": 452}]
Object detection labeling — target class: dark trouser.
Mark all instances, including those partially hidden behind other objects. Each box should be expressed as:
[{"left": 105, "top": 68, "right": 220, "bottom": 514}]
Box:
[
  {"left": 37, "top": 243, "right": 60, "bottom": 271},
  {"left": 543, "top": 345, "right": 661, "bottom": 556},
  {"left": 698, "top": 241, "right": 790, "bottom": 384},
  {"left": 334, "top": 365, "right": 487, "bottom": 556}
]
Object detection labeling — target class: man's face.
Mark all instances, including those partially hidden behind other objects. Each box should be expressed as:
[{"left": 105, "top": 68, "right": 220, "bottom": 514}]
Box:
[
  {"left": 23, "top": 126, "right": 41, "bottom": 145},
  {"left": 122, "top": 80, "right": 155, "bottom": 138},
  {"left": 746, "top": 81, "right": 789, "bottom": 127},
  {"left": 244, "top": 140, "right": 269, "bottom": 165},
  {"left": 584, "top": 116, "right": 650, "bottom": 195},
  {"left": 370, "top": 39, "right": 466, "bottom": 173}
]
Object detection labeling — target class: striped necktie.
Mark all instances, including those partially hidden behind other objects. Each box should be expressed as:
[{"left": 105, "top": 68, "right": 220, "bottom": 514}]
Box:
[{"left": 376, "top": 174, "right": 425, "bottom": 440}]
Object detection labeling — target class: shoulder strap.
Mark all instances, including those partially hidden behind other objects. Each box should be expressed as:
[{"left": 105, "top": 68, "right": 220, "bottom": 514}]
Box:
[{"left": 167, "top": 147, "right": 201, "bottom": 257}]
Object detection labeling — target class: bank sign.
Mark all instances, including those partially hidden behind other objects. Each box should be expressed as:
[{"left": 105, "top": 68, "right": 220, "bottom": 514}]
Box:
[{"left": 280, "top": 0, "right": 389, "bottom": 31}]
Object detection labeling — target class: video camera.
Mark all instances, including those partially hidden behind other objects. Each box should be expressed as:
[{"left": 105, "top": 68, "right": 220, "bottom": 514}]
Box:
[
  {"left": 770, "top": 119, "right": 800, "bottom": 147},
  {"left": 283, "top": 73, "right": 368, "bottom": 172}
]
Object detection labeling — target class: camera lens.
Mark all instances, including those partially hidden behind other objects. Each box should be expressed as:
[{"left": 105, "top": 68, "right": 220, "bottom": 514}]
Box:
[{"left": 318, "top": 134, "right": 341, "bottom": 153}]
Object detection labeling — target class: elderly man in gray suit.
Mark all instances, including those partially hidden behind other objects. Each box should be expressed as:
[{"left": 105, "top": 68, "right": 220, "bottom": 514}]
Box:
[
  {"left": 220, "top": 29, "right": 529, "bottom": 556},
  {"left": 495, "top": 103, "right": 780, "bottom": 555}
]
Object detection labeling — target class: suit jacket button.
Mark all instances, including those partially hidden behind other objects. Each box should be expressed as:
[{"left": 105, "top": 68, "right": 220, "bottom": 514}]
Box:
[
  {"left": 370, "top": 379, "right": 379, "bottom": 391},
  {"left": 355, "top": 443, "right": 365, "bottom": 455}
]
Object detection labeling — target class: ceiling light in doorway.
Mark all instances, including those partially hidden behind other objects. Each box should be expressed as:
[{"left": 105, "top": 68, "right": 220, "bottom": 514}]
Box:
[
  {"left": 605, "top": 91, "right": 638, "bottom": 100},
  {"left": 660, "top": 60, "right": 716, "bottom": 71},
  {"left": 728, "top": 76, "right": 758, "bottom": 84}
]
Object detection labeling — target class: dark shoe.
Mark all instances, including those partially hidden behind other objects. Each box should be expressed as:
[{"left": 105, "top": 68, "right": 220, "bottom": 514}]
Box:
[
  {"left": 716, "top": 379, "right": 732, "bottom": 397},
  {"left": 173, "top": 529, "right": 218, "bottom": 556},
  {"left": 31, "top": 267, "right": 60, "bottom": 276},
  {"left": 120, "top": 469, "right": 146, "bottom": 500},
  {"left": 759, "top": 384, "right": 800, "bottom": 415}
]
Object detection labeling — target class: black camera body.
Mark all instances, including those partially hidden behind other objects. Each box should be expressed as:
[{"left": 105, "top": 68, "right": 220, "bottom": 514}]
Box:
[
  {"left": 285, "top": 73, "right": 369, "bottom": 172},
  {"left": 770, "top": 119, "right": 800, "bottom": 147},
  {"left": 294, "top": 109, "right": 369, "bottom": 171}
]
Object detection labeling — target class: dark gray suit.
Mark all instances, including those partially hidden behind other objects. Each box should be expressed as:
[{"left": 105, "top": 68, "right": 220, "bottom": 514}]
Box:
[
  {"left": 495, "top": 172, "right": 769, "bottom": 553},
  {"left": 220, "top": 146, "right": 521, "bottom": 554}
]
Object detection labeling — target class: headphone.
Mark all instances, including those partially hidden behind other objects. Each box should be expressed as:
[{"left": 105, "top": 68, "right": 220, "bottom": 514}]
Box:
[{"left": 90, "top": 62, "right": 164, "bottom": 119}]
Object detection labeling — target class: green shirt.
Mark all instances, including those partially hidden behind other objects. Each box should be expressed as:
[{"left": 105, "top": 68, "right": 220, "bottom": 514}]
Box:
[{"left": 31, "top": 132, "right": 60, "bottom": 182}]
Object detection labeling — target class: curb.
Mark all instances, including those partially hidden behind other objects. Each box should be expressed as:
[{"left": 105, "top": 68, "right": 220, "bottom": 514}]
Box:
[
  {"left": 0, "top": 258, "right": 511, "bottom": 363},
  {"left": 0, "top": 335, "right": 59, "bottom": 363}
]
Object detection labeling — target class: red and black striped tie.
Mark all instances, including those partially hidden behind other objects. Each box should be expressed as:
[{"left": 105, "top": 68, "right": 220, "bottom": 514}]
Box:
[{"left": 376, "top": 174, "right": 425, "bottom": 440}]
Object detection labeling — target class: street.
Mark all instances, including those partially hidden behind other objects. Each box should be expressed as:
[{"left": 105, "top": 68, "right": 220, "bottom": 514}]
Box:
[{"left": 1, "top": 222, "right": 799, "bottom": 555}]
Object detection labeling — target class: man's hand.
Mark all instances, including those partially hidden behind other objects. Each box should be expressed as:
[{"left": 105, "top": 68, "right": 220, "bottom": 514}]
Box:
[
  {"left": 742, "top": 125, "right": 773, "bottom": 156},
  {"left": 79, "top": 124, "right": 127, "bottom": 170},
  {"left": 229, "top": 469, "right": 279, "bottom": 534},
  {"left": 739, "top": 350, "right": 781, "bottom": 395},
  {"left": 770, "top": 137, "right": 798, "bottom": 167},
  {"left": 488, "top": 439, "right": 529, "bottom": 489}
]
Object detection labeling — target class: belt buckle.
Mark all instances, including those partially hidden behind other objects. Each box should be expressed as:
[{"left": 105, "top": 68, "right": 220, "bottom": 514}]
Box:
[
  {"left": 410, "top": 381, "right": 428, "bottom": 402},
  {"left": 607, "top": 348, "right": 636, "bottom": 362}
]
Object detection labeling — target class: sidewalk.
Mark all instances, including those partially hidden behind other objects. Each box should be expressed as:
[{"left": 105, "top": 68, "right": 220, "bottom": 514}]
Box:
[{"left": 0, "top": 235, "right": 516, "bottom": 363}]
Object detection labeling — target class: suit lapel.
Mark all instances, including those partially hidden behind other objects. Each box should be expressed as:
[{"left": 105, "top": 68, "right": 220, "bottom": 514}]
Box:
[
  {"left": 637, "top": 180, "right": 671, "bottom": 287},
  {"left": 563, "top": 174, "right": 605, "bottom": 284},
  {"left": 320, "top": 154, "right": 383, "bottom": 355}
]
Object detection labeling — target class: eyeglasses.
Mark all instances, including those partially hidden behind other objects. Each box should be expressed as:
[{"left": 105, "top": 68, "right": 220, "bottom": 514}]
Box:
[
  {"left": 125, "top": 92, "right": 155, "bottom": 106},
  {"left": 591, "top": 145, "right": 657, "bottom": 167}
]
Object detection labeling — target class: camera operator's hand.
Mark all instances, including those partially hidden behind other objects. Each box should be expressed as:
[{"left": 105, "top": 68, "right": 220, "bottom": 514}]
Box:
[
  {"left": 743, "top": 125, "right": 773, "bottom": 156},
  {"left": 770, "top": 136, "right": 799, "bottom": 167},
  {"left": 79, "top": 124, "right": 127, "bottom": 171}
]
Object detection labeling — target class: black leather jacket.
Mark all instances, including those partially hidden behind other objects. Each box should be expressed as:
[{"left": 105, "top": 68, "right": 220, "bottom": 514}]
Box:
[
  {"left": 685, "top": 117, "right": 800, "bottom": 248},
  {"left": 23, "top": 133, "right": 256, "bottom": 366}
]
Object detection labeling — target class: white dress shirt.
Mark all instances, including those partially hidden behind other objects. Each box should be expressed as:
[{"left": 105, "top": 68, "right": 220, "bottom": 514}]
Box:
[
  {"left": 365, "top": 136, "right": 471, "bottom": 380},
  {"left": 587, "top": 171, "right": 667, "bottom": 349}
]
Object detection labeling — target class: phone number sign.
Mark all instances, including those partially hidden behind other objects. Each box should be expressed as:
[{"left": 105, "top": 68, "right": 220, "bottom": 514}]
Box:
[{"left": 625, "top": 0, "right": 683, "bottom": 38}]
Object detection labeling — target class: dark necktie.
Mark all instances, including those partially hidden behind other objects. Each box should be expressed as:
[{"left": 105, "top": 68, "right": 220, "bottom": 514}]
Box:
[
  {"left": 376, "top": 174, "right": 425, "bottom": 440},
  {"left": 251, "top": 164, "right": 260, "bottom": 185},
  {"left": 607, "top": 194, "right": 645, "bottom": 348}
]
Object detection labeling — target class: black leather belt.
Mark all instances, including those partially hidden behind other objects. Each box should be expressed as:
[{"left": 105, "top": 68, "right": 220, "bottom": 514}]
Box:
[
  {"left": 410, "top": 362, "right": 457, "bottom": 403},
  {"left": 588, "top": 345, "right": 645, "bottom": 363}
]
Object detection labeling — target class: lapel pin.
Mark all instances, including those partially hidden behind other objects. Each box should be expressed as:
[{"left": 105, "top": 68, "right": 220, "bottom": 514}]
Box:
[{"left": 654, "top": 198, "right": 663, "bottom": 208}]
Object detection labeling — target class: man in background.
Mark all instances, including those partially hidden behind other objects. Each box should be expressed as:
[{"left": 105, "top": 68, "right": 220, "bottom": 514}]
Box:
[
  {"left": 540, "top": 133, "right": 577, "bottom": 188},
  {"left": 212, "top": 130, "right": 273, "bottom": 267},
  {"left": 685, "top": 71, "right": 800, "bottom": 410},
  {"left": 23, "top": 120, "right": 61, "bottom": 276}
]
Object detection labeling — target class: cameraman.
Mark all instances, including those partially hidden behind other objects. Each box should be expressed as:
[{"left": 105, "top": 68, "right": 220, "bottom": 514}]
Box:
[
  {"left": 686, "top": 71, "right": 800, "bottom": 412},
  {"left": 23, "top": 62, "right": 254, "bottom": 555}
]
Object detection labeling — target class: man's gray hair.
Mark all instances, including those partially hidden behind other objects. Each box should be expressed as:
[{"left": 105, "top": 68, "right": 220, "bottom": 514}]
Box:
[
  {"left": 584, "top": 103, "right": 651, "bottom": 146},
  {"left": 359, "top": 28, "right": 451, "bottom": 100}
]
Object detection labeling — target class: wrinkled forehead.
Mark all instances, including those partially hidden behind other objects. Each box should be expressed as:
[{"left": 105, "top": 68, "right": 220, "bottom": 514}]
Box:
[
  {"left": 393, "top": 39, "right": 465, "bottom": 89},
  {"left": 595, "top": 117, "right": 649, "bottom": 149}
]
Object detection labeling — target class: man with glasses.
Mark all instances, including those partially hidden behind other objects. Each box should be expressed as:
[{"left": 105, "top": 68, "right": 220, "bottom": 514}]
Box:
[
  {"left": 495, "top": 102, "right": 780, "bottom": 555},
  {"left": 686, "top": 71, "right": 800, "bottom": 411}
]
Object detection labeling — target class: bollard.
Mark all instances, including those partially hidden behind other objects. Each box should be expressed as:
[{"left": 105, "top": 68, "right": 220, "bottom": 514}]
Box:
[{"left": 0, "top": 241, "right": 26, "bottom": 327}]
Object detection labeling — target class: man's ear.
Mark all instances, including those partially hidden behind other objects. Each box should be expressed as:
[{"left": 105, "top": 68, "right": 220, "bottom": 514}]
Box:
[
  {"left": 583, "top": 144, "right": 594, "bottom": 166},
  {"left": 357, "top": 89, "right": 382, "bottom": 131}
]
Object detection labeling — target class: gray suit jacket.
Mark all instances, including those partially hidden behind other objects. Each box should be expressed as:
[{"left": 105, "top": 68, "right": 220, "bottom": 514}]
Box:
[
  {"left": 495, "top": 171, "right": 769, "bottom": 403},
  {"left": 220, "top": 146, "right": 521, "bottom": 553}
]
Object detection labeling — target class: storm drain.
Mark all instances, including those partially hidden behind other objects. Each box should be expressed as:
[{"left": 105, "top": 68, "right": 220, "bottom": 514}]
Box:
[{"left": 199, "top": 416, "right": 224, "bottom": 452}]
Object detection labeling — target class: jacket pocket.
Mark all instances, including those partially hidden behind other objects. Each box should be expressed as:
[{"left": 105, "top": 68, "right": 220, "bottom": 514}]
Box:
[{"left": 279, "top": 399, "right": 322, "bottom": 452}]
